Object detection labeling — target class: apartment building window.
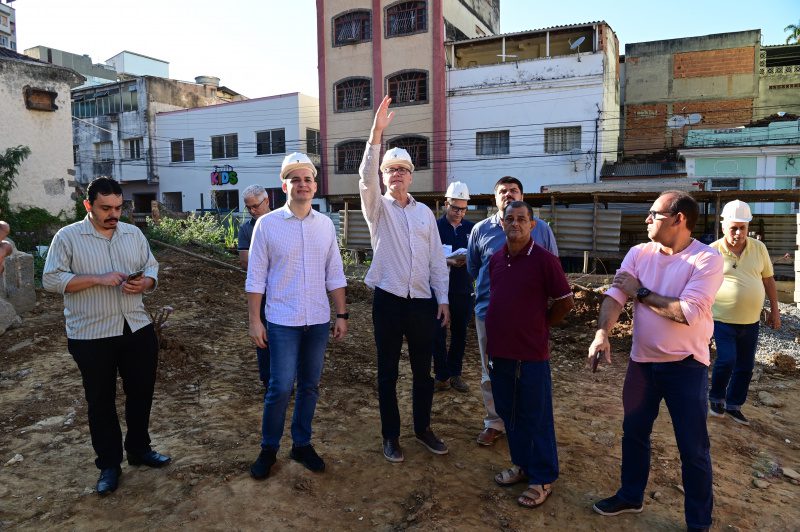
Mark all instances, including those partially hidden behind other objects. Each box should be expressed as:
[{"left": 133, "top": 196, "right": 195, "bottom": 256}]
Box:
[
  {"left": 125, "top": 138, "right": 143, "bottom": 159},
  {"left": 256, "top": 129, "right": 286, "bottom": 155},
  {"left": 95, "top": 90, "right": 122, "bottom": 115},
  {"left": 333, "top": 10, "right": 371, "bottom": 46},
  {"left": 95, "top": 142, "right": 114, "bottom": 161},
  {"left": 170, "top": 139, "right": 195, "bottom": 162},
  {"left": 385, "top": 1, "right": 427, "bottom": 37},
  {"left": 335, "top": 141, "right": 364, "bottom": 174},
  {"left": 544, "top": 126, "right": 581, "bottom": 153},
  {"left": 0, "top": 36, "right": 7, "bottom": 47},
  {"left": 122, "top": 86, "right": 138, "bottom": 112},
  {"left": 386, "top": 70, "right": 427, "bottom": 105},
  {"left": 211, "top": 134, "right": 238, "bottom": 159},
  {"left": 335, "top": 78, "right": 372, "bottom": 112},
  {"left": 387, "top": 136, "right": 429, "bottom": 169},
  {"left": 306, "top": 129, "right": 321, "bottom": 155},
  {"left": 477, "top": 130, "right": 510, "bottom": 156}
]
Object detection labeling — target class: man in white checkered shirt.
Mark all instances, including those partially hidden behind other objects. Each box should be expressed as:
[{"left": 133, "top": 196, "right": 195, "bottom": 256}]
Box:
[
  {"left": 359, "top": 95, "right": 451, "bottom": 464},
  {"left": 246, "top": 153, "right": 348, "bottom": 480}
]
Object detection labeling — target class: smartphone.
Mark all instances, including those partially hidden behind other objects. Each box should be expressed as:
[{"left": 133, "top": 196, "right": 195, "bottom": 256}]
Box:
[{"left": 127, "top": 269, "right": 145, "bottom": 282}]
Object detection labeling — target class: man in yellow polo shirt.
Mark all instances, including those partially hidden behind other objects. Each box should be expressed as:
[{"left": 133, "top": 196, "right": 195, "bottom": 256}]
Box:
[{"left": 708, "top": 200, "right": 781, "bottom": 426}]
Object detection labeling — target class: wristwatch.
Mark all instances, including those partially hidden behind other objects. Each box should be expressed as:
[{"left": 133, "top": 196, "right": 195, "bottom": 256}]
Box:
[
  {"left": 636, "top": 287, "right": 651, "bottom": 302},
  {"left": 336, "top": 313, "right": 349, "bottom": 320}
]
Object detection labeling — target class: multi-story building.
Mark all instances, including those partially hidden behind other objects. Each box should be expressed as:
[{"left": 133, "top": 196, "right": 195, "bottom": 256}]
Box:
[
  {"left": 446, "top": 21, "right": 620, "bottom": 195},
  {"left": 317, "top": 0, "right": 500, "bottom": 207},
  {"left": 155, "top": 92, "right": 321, "bottom": 213},
  {"left": 0, "top": 48, "right": 84, "bottom": 215},
  {"left": 71, "top": 76, "right": 244, "bottom": 212},
  {"left": 0, "top": 1, "right": 15, "bottom": 51}
]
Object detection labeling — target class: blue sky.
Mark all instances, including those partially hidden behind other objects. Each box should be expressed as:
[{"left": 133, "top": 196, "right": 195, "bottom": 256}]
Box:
[{"left": 16, "top": 0, "right": 797, "bottom": 98}]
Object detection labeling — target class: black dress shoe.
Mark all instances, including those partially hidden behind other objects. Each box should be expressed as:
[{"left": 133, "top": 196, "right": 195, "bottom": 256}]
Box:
[
  {"left": 127, "top": 450, "right": 172, "bottom": 468},
  {"left": 96, "top": 466, "right": 121, "bottom": 496}
]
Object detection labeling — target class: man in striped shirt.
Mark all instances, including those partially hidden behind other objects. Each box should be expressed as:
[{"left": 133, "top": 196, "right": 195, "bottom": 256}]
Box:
[
  {"left": 246, "top": 153, "right": 348, "bottom": 480},
  {"left": 43, "top": 177, "right": 169, "bottom": 496},
  {"left": 360, "top": 95, "right": 451, "bottom": 463}
]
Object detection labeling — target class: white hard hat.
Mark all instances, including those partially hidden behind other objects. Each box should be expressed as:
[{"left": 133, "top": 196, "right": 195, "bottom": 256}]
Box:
[
  {"left": 445, "top": 181, "right": 470, "bottom": 200},
  {"left": 720, "top": 199, "right": 752, "bottom": 223},
  {"left": 280, "top": 152, "right": 317, "bottom": 180},
  {"left": 380, "top": 147, "right": 415, "bottom": 173}
]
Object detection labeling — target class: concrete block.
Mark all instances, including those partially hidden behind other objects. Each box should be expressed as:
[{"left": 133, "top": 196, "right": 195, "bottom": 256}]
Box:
[
  {"left": 0, "top": 239, "right": 36, "bottom": 314},
  {"left": 0, "top": 297, "right": 22, "bottom": 335}
]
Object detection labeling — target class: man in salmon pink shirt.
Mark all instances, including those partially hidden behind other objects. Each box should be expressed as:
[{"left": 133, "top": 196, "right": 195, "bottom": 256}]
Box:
[{"left": 587, "top": 190, "right": 723, "bottom": 532}]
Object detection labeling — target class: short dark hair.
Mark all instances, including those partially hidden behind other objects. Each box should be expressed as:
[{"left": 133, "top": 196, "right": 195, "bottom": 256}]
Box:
[
  {"left": 494, "top": 176, "right": 523, "bottom": 195},
  {"left": 659, "top": 190, "right": 699, "bottom": 231},
  {"left": 503, "top": 200, "right": 533, "bottom": 220},
  {"left": 87, "top": 177, "right": 123, "bottom": 204}
]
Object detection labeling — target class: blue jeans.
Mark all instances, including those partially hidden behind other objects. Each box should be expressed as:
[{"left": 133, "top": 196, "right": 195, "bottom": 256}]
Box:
[
  {"left": 710, "top": 321, "right": 759, "bottom": 410},
  {"left": 260, "top": 321, "right": 329, "bottom": 450},
  {"left": 372, "top": 287, "right": 437, "bottom": 439},
  {"left": 617, "top": 358, "right": 712, "bottom": 529},
  {"left": 490, "top": 358, "right": 558, "bottom": 485},
  {"left": 432, "top": 292, "right": 473, "bottom": 381}
]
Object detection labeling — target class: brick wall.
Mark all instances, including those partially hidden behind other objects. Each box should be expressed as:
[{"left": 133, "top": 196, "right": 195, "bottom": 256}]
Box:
[
  {"left": 673, "top": 47, "right": 755, "bottom": 78},
  {"left": 624, "top": 103, "right": 668, "bottom": 154}
]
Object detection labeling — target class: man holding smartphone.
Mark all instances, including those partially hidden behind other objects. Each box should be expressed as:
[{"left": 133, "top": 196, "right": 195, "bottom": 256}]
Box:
[{"left": 43, "top": 177, "right": 170, "bottom": 496}]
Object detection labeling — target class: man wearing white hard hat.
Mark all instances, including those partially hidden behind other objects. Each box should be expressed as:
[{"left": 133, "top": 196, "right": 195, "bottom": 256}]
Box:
[
  {"left": 433, "top": 181, "right": 475, "bottom": 393},
  {"left": 246, "top": 152, "right": 348, "bottom": 479},
  {"left": 708, "top": 200, "right": 781, "bottom": 426},
  {"left": 359, "top": 95, "right": 451, "bottom": 463}
]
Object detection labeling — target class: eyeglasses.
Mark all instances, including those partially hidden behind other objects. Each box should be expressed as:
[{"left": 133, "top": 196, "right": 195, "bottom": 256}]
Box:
[
  {"left": 447, "top": 204, "right": 467, "bottom": 213},
  {"left": 245, "top": 197, "right": 267, "bottom": 211},
  {"left": 383, "top": 167, "right": 410, "bottom": 175},
  {"left": 647, "top": 210, "right": 676, "bottom": 220}
]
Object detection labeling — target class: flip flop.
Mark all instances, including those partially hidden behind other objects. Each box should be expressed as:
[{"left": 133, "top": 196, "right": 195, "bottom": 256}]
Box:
[{"left": 518, "top": 484, "right": 552, "bottom": 508}]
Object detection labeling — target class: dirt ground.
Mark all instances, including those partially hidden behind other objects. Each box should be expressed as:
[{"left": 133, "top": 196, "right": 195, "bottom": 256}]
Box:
[{"left": 2, "top": 247, "right": 799, "bottom": 531}]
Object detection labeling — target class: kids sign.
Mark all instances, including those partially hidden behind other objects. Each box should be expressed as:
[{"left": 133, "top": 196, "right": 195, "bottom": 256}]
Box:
[{"left": 210, "top": 165, "right": 238, "bottom": 185}]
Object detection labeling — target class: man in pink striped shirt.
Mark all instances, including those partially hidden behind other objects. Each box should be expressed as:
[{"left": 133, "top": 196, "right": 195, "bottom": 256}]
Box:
[
  {"left": 360, "top": 95, "right": 451, "bottom": 464},
  {"left": 587, "top": 190, "right": 723, "bottom": 531}
]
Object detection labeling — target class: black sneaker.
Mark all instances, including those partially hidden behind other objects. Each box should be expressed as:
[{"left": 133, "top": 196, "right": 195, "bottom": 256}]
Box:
[
  {"left": 383, "top": 438, "right": 404, "bottom": 463},
  {"left": 250, "top": 447, "right": 277, "bottom": 480},
  {"left": 592, "top": 495, "right": 643, "bottom": 516},
  {"left": 290, "top": 444, "right": 325, "bottom": 472},
  {"left": 725, "top": 409, "right": 750, "bottom": 426},
  {"left": 415, "top": 429, "right": 449, "bottom": 455},
  {"left": 708, "top": 403, "right": 726, "bottom": 418}
]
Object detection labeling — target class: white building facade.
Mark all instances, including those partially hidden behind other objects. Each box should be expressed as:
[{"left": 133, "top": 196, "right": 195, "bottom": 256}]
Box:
[
  {"left": 446, "top": 22, "right": 620, "bottom": 195},
  {"left": 155, "top": 93, "right": 321, "bottom": 213}
]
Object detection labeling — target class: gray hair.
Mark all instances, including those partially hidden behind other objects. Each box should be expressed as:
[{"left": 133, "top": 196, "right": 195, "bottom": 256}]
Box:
[{"left": 242, "top": 184, "right": 266, "bottom": 199}]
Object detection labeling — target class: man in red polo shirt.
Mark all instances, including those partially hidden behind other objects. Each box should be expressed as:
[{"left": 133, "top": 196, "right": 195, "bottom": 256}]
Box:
[{"left": 487, "top": 200, "right": 574, "bottom": 508}]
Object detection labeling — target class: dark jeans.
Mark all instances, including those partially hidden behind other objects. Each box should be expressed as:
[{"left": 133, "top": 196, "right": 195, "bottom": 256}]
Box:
[
  {"left": 261, "top": 321, "right": 329, "bottom": 450},
  {"left": 372, "top": 287, "right": 437, "bottom": 439},
  {"left": 490, "top": 357, "right": 558, "bottom": 485},
  {"left": 68, "top": 322, "right": 159, "bottom": 469},
  {"left": 257, "top": 293, "right": 270, "bottom": 388},
  {"left": 617, "top": 358, "right": 713, "bottom": 529},
  {"left": 432, "top": 292, "right": 473, "bottom": 381},
  {"left": 710, "top": 320, "right": 759, "bottom": 410}
]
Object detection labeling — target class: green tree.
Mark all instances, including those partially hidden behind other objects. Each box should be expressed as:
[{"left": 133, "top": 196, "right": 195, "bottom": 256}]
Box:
[
  {"left": 0, "top": 146, "right": 32, "bottom": 215},
  {"left": 785, "top": 20, "right": 800, "bottom": 44}
]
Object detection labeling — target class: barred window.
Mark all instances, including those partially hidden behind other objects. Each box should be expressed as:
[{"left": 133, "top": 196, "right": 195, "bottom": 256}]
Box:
[
  {"left": 335, "top": 141, "right": 365, "bottom": 174},
  {"left": 387, "top": 71, "right": 427, "bottom": 105},
  {"left": 387, "top": 136, "right": 429, "bottom": 169},
  {"left": 544, "top": 126, "right": 581, "bottom": 153},
  {"left": 335, "top": 78, "right": 372, "bottom": 112},
  {"left": 386, "top": 1, "right": 427, "bottom": 37},
  {"left": 333, "top": 10, "right": 371, "bottom": 45},
  {"left": 476, "top": 131, "right": 510, "bottom": 156}
]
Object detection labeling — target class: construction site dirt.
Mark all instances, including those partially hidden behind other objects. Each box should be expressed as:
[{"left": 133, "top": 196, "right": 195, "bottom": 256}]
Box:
[{"left": 1, "top": 247, "right": 798, "bottom": 530}]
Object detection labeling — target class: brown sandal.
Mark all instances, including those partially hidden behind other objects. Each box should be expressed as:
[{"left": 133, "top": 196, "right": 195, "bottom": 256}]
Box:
[
  {"left": 518, "top": 484, "right": 552, "bottom": 508},
  {"left": 494, "top": 465, "right": 527, "bottom": 486}
]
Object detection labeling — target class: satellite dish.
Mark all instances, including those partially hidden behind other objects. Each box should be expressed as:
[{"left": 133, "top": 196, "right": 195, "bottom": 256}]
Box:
[
  {"left": 687, "top": 113, "right": 702, "bottom": 125},
  {"left": 569, "top": 36, "right": 586, "bottom": 50},
  {"left": 667, "top": 115, "right": 688, "bottom": 129}
]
